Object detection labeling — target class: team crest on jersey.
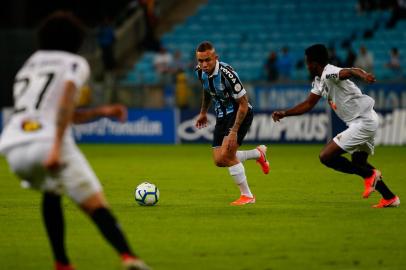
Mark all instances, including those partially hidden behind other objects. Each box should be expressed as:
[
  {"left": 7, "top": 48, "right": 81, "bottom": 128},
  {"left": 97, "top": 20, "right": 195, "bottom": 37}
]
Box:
[
  {"left": 21, "top": 119, "right": 42, "bottom": 132},
  {"left": 234, "top": 83, "right": 242, "bottom": 92}
]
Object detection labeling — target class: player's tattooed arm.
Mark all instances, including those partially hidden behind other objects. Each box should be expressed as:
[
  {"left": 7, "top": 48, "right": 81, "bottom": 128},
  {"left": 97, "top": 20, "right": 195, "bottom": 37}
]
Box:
[
  {"left": 230, "top": 94, "right": 249, "bottom": 133},
  {"left": 339, "top": 68, "right": 376, "bottom": 83}
]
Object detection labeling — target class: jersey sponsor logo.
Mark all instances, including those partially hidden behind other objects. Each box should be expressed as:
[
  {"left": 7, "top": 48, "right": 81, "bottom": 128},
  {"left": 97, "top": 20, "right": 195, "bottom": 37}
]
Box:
[
  {"left": 326, "top": 73, "right": 338, "bottom": 79},
  {"left": 220, "top": 66, "right": 237, "bottom": 83},
  {"left": 234, "top": 83, "right": 242, "bottom": 92},
  {"left": 21, "top": 119, "right": 42, "bottom": 132}
]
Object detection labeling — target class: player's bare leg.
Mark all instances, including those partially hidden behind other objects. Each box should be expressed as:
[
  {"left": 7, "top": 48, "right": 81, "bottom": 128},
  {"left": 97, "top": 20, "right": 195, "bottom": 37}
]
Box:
[
  {"left": 80, "top": 192, "right": 150, "bottom": 270},
  {"left": 212, "top": 136, "right": 255, "bottom": 205}
]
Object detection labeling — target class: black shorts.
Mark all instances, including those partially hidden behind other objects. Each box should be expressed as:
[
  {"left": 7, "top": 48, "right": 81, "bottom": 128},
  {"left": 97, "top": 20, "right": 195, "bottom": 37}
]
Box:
[{"left": 212, "top": 109, "right": 253, "bottom": 147}]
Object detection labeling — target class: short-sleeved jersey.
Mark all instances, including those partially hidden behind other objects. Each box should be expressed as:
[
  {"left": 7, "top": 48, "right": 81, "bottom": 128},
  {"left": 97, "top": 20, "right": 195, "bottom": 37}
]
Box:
[
  {"left": 0, "top": 50, "right": 90, "bottom": 153},
  {"left": 311, "top": 64, "right": 374, "bottom": 123},
  {"left": 195, "top": 61, "right": 252, "bottom": 118}
]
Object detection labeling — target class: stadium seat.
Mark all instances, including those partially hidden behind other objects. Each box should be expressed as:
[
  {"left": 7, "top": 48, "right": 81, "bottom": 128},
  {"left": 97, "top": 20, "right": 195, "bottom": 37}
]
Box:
[{"left": 122, "top": 0, "right": 403, "bottom": 85}]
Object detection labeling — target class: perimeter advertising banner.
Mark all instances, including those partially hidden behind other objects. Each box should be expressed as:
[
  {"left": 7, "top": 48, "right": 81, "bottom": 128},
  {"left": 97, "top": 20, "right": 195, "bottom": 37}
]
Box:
[
  {"left": 254, "top": 83, "right": 406, "bottom": 110},
  {"left": 72, "top": 109, "right": 177, "bottom": 143},
  {"left": 1, "top": 93, "right": 405, "bottom": 145},
  {"left": 177, "top": 110, "right": 330, "bottom": 144},
  {"left": 330, "top": 109, "right": 406, "bottom": 145},
  {"left": 178, "top": 109, "right": 406, "bottom": 145},
  {"left": 376, "top": 109, "right": 406, "bottom": 145}
]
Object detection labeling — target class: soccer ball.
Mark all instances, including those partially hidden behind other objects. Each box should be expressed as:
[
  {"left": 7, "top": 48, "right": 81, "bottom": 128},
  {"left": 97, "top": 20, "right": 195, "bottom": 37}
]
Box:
[{"left": 134, "top": 182, "right": 159, "bottom": 206}]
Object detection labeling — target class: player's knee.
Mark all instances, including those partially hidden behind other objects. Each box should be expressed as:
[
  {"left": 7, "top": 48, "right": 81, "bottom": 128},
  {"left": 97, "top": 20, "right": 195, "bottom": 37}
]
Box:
[
  {"left": 214, "top": 158, "right": 227, "bottom": 167},
  {"left": 352, "top": 153, "right": 367, "bottom": 166},
  {"left": 79, "top": 192, "right": 108, "bottom": 215},
  {"left": 319, "top": 153, "right": 333, "bottom": 167}
]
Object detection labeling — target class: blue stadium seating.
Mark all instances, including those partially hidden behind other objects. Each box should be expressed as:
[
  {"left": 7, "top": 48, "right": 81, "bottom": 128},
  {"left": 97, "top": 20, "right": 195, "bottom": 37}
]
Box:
[{"left": 123, "top": 0, "right": 404, "bottom": 85}]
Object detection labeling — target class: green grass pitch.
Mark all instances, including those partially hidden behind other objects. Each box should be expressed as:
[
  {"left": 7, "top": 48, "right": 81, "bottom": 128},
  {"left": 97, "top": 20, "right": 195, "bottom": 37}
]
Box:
[{"left": 0, "top": 144, "right": 405, "bottom": 270}]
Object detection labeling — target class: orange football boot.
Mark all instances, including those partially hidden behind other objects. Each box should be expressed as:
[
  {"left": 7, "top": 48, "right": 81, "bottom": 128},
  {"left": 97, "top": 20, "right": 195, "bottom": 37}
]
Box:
[
  {"left": 372, "top": 196, "right": 400, "bottom": 208},
  {"left": 55, "top": 262, "right": 75, "bottom": 270},
  {"left": 256, "top": 145, "right": 270, "bottom": 174},
  {"left": 230, "top": 195, "right": 256, "bottom": 206},
  {"left": 363, "top": 169, "right": 381, "bottom": 198}
]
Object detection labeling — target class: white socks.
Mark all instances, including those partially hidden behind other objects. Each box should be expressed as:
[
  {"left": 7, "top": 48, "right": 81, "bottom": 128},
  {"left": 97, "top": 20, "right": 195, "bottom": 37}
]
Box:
[
  {"left": 236, "top": 149, "right": 260, "bottom": 163},
  {"left": 228, "top": 162, "right": 253, "bottom": 197}
]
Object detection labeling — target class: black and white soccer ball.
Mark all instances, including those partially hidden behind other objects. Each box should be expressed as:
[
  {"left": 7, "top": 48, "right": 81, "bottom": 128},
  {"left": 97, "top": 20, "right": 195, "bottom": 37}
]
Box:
[{"left": 134, "top": 182, "right": 159, "bottom": 206}]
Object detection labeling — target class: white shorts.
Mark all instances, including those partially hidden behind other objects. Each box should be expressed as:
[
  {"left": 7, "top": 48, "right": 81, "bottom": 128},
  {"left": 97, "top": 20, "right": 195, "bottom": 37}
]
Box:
[
  {"left": 333, "top": 110, "right": 379, "bottom": 155},
  {"left": 4, "top": 139, "right": 102, "bottom": 203}
]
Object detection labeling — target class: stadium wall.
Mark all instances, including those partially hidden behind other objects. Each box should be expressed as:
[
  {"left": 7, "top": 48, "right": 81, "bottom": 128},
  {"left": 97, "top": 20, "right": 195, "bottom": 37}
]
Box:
[
  {"left": 1, "top": 84, "right": 405, "bottom": 145},
  {"left": 1, "top": 108, "right": 405, "bottom": 146}
]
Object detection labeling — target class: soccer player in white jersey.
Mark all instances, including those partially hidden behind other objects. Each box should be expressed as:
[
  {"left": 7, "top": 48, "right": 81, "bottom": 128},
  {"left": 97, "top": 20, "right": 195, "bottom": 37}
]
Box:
[
  {"left": 0, "top": 12, "right": 150, "bottom": 270},
  {"left": 272, "top": 44, "right": 399, "bottom": 208}
]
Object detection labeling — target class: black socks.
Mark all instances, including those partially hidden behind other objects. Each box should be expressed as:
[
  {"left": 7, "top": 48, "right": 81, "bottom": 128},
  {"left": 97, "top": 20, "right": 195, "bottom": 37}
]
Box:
[
  {"left": 320, "top": 155, "right": 372, "bottom": 178},
  {"left": 375, "top": 180, "right": 396, "bottom": 200},
  {"left": 42, "top": 193, "right": 69, "bottom": 264},
  {"left": 91, "top": 207, "right": 134, "bottom": 256}
]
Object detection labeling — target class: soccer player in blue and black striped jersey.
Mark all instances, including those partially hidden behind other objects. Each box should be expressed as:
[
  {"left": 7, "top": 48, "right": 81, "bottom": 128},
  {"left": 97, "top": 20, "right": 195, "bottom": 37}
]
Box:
[{"left": 194, "top": 41, "right": 270, "bottom": 205}]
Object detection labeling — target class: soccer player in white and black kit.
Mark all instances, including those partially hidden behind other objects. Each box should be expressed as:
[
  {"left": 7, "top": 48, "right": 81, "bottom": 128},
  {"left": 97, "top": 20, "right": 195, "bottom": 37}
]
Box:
[
  {"left": 272, "top": 44, "right": 399, "bottom": 208},
  {"left": 0, "top": 12, "right": 150, "bottom": 270},
  {"left": 194, "top": 41, "right": 270, "bottom": 206}
]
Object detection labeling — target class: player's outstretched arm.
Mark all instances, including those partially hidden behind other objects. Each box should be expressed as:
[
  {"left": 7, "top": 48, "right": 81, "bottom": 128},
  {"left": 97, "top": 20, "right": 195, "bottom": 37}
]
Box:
[
  {"left": 339, "top": 68, "right": 376, "bottom": 83},
  {"left": 272, "top": 93, "right": 321, "bottom": 122},
  {"left": 73, "top": 104, "right": 127, "bottom": 123}
]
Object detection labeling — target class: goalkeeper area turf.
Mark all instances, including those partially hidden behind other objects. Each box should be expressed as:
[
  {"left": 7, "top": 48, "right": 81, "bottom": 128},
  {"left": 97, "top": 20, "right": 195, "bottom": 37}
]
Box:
[{"left": 0, "top": 144, "right": 405, "bottom": 270}]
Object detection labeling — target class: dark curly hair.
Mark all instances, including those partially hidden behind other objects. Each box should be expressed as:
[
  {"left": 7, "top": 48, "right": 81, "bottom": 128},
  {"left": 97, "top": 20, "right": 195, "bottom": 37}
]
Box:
[
  {"left": 305, "top": 44, "right": 329, "bottom": 65},
  {"left": 38, "top": 11, "right": 86, "bottom": 53}
]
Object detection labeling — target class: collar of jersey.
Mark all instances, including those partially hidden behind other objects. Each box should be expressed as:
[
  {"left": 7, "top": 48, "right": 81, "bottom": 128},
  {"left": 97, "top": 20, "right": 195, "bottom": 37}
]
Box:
[
  {"left": 320, "top": 64, "right": 330, "bottom": 79},
  {"left": 208, "top": 61, "right": 220, "bottom": 78}
]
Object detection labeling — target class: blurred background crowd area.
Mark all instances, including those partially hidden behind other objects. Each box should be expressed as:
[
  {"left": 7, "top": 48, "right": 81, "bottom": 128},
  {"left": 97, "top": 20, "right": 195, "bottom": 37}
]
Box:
[{"left": 1, "top": 0, "right": 405, "bottom": 109}]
